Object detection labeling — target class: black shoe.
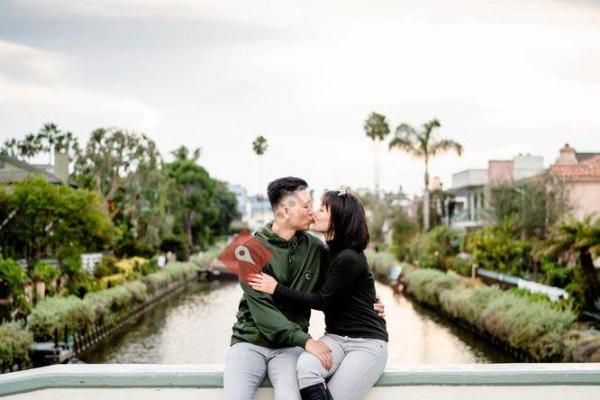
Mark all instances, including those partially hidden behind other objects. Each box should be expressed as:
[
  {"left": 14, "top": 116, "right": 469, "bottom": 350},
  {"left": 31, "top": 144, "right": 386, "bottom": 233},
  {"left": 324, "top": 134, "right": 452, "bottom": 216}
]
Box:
[{"left": 300, "top": 383, "right": 333, "bottom": 400}]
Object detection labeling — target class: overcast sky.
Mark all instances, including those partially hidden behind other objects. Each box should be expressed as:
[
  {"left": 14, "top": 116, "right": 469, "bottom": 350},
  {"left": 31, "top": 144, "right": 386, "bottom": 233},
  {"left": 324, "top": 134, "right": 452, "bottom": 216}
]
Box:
[{"left": 1, "top": 0, "right": 599, "bottom": 197}]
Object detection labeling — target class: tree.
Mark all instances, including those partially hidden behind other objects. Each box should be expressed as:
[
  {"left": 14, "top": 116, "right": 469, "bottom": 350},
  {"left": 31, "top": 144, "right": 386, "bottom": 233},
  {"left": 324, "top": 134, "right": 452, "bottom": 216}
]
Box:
[
  {"left": 211, "top": 181, "right": 240, "bottom": 236},
  {"left": 539, "top": 215, "right": 600, "bottom": 315},
  {"left": 252, "top": 135, "right": 268, "bottom": 195},
  {"left": 165, "top": 147, "right": 218, "bottom": 251},
  {"left": 0, "top": 123, "right": 79, "bottom": 165},
  {"left": 0, "top": 176, "right": 114, "bottom": 267},
  {"left": 0, "top": 138, "right": 18, "bottom": 158},
  {"left": 356, "top": 188, "right": 409, "bottom": 250},
  {"left": 72, "top": 128, "right": 170, "bottom": 255},
  {"left": 389, "top": 119, "right": 463, "bottom": 231},
  {"left": 73, "top": 128, "right": 161, "bottom": 219},
  {"left": 364, "top": 112, "right": 390, "bottom": 197},
  {"left": 490, "top": 172, "right": 571, "bottom": 239}
]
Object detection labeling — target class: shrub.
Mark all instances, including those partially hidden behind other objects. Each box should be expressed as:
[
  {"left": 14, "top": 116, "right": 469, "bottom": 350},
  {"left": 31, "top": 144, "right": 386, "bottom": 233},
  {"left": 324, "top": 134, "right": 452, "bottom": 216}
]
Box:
[
  {"left": 142, "top": 256, "right": 159, "bottom": 275},
  {"left": 408, "top": 226, "right": 462, "bottom": 270},
  {"left": 27, "top": 296, "right": 95, "bottom": 340},
  {"left": 365, "top": 250, "right": 397, "bottom": 280},
  {"left": 143, "top": 271, "right": 172, "bottom": 293},
  {"left": 403, "top": 266, "right": 459, "bottom": 306},
  {"left": 463, "top": 223, "right": 533, "bottom": 277},
  {"left": 32, "top": 261, "right": 60, "bottom": 284},
  {"left": 165, "top": 262, "right": 199, "bottom": 281},
  {"left": 0, "top": 322, "right": 33, "bottom": 369},
  {"left": 0, "top": 257, "right": 28, "bottom": 315},
  {"left": 115, "top": 257, "right": 148, "bottom": 279},
  {"left": 440, "top": 285, "right": 497, "bottom": 326},
  {"left": 562, "top": 329, "right": 600, "bottom": 362},
  {"left": 160, "top": 235, "right": 189, "bottom": 261},
  {"left": 190, "top": 248, "right": 219, "bottom": 269},
  {"left": 84, "top": 286, "right": 131, "bottom": 317},
  {"left": 400, "top": 258, "right": 583, "bottom": 361},
  {"left": 123, "top": 281, "right": 148, "bottom": 303},
  {"left": 83, "top": 279, "right": 147, "bottom": 322},
  {"left": 94, "top": 255, "right": 119, "bottom": 279},
  {"left": 100, "top": 273, "right": 127, "bottom": 289},
  {"left": 445, "top": 254, "right": 473, "bottom": 277},
  {"left": 540, "top": 260, "right": 572, "bottom": 289},
  {"left": 479, "top": 291, "right": 575, "bottom": 360}
]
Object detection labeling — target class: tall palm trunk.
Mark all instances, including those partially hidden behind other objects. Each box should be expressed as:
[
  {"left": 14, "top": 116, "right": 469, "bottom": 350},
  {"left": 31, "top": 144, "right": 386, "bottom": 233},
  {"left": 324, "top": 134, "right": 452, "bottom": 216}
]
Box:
[
  {"left": 373, "top": 140, "right": 381, "bottom": 198},
  {"left": 423, "top": 158, "right": 430, "bottom": 231},
  {"left": 259, "top": 157, "right": 263, "bottom": 197}
]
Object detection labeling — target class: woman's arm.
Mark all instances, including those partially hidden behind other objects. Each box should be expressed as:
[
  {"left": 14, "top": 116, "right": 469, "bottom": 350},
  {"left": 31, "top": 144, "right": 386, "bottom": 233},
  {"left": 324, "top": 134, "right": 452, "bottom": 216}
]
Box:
[{"left": 249, "top": 252, "right": 361, "bottom": 311}]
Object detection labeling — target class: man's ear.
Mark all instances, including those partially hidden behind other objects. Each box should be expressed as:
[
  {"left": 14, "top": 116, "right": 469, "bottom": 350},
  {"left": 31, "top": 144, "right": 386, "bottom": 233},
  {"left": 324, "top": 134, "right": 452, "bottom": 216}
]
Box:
[
  {"left": 274, "top": 204, "right": 287, "bottom": 220},
  {"left": 281, "top": 205, "right": 290, "bottom": 220}
]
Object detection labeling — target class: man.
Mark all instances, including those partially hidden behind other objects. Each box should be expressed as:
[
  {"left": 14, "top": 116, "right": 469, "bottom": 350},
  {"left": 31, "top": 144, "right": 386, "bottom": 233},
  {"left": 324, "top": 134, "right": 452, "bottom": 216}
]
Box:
[{"left": 224, "top": 177, "right": 383, "bottom": 400}]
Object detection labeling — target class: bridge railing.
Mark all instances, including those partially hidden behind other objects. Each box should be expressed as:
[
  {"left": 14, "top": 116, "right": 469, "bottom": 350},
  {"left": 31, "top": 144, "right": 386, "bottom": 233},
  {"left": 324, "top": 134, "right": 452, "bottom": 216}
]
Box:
[{"left": 0, "top": 363, "right": 599, "bottom": 399}]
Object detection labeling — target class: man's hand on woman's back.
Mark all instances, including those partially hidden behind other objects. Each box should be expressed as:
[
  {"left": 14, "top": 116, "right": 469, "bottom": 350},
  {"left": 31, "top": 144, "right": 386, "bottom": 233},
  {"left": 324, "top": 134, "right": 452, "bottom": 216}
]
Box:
[{"left": 373, "top": 296, "right": 385, "bottom": 318}]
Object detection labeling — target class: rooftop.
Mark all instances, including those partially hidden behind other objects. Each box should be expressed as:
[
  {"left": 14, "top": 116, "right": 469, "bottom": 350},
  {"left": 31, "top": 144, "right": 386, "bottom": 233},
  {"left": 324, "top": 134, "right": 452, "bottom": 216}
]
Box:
[{"left": 551, "top": 155, "right": 600, "bottom": 179}]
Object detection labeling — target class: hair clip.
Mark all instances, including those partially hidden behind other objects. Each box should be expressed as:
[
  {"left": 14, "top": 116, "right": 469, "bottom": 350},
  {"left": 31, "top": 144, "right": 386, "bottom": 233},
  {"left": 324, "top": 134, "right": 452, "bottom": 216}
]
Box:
[{"left": 338, "top": 189, "right": 348, "bottom": 197}]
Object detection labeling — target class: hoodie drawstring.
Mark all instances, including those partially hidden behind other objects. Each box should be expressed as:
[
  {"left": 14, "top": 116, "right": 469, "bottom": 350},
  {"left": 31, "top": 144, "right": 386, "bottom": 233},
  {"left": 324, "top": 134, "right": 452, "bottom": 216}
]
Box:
[{"left": 288, "top": 235, "right": 298, "bottom": 264}]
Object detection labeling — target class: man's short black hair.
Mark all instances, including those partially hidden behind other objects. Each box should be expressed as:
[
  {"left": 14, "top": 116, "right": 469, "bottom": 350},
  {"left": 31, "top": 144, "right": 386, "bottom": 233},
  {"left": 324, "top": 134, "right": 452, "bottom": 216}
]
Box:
[{"left": 267, "top": 177, "right": 308, "bottom": 208}]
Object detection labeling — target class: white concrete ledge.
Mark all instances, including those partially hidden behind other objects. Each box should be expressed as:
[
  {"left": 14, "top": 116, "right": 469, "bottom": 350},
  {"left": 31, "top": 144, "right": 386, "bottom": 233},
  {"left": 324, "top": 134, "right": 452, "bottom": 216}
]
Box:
[{"left": 0, "top": 363, "right": 599, "bottom": 397}]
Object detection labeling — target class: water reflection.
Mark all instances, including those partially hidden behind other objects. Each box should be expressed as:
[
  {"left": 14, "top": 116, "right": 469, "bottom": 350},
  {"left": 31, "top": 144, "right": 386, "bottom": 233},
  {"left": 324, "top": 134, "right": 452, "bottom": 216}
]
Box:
[{"left": 82, "top": 280, "right": 515, "bottom": 364}]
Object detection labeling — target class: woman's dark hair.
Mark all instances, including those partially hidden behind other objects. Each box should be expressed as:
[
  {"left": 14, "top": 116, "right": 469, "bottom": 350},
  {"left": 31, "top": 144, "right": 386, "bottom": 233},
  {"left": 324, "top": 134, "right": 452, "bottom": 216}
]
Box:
[
  {"left": 267, "top": 176, "right": 308, "bottom": 208},
  {"left": 322, "top": 190, "right": 370, "bottom": 252}
]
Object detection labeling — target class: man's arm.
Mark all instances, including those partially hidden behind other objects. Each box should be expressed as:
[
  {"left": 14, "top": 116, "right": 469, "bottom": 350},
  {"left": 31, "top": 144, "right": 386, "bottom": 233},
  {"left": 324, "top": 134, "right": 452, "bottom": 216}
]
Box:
[{"left": 240, "top": 280, "right": 310, "bottom": 348}]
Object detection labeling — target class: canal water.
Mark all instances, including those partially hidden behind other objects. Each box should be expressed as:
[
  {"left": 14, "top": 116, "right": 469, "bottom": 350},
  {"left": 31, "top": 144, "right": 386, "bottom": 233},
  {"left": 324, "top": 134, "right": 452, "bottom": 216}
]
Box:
[{"left": 82, "top": 280, "right": 516, "bottom": 365}]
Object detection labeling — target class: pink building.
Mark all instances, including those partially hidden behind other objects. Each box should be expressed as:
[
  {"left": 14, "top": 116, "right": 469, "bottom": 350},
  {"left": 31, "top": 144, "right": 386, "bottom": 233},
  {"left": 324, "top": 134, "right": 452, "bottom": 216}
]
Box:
[
  {"left": 550, "top": 144, "right": 600, "bottom": 219},
  {"left": 488, "top": 160, "right": 514, "bottom": 186}
]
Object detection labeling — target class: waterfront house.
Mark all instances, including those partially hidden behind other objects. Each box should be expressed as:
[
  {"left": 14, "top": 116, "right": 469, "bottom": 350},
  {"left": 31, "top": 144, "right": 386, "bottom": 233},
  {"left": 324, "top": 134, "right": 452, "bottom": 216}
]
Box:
[
  {"left": 550, "top": 144, "right": 600, "bottom": 219},
  {"left": 0, "top": 152, "right": 73, "bottom": 188}
]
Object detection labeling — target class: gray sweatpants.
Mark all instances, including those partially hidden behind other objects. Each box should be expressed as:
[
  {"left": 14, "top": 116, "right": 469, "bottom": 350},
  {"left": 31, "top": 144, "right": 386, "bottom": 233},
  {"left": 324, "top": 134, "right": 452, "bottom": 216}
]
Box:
[
  {"left": 224, "top": 342, "right": 303, "bottom": 400},
  {"left": 297, "top": 334, "right": 388, "bottom": 400}
]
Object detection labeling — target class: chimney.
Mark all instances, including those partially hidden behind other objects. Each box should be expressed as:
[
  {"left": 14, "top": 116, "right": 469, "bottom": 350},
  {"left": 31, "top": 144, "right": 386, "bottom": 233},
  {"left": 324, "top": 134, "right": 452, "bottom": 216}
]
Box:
[
  {"left": 53, "top": 151, "right": 69, "bottom": 184},
  {"left": 555, "top": 143, "right": 577, "bottom": 166}
]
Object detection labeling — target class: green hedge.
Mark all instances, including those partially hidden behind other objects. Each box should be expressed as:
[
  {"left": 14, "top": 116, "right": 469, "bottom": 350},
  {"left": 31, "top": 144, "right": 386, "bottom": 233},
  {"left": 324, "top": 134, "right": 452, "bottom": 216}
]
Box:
[
  {"left": 440, "top": 285, "right": 575, "bottom": 360},
  {"left": 398, "top": 262, "right": 599, "bottom": 362},
  {"left": 403, "top": 267, "right": 460, "bottom": 306},
  {"left": 1, "top": 257, "right": 209, "bottom": 363},
  {"left": 0, "top": 322, "right": 33, "bottom": 369},
  {"left": 27, "top": 262, "right": 199, "bottom": 341},
  {"left": 190, "top": 247, "right": 220, "bottom": 268},
  {"left": 83, "top": 281, "right": 147, "bottom": 319},
  {"left": 27, "top": 296, "right": 95, "bottom": 341},
  {"left": 365, "top": 250, "right": 397, "bottom": 280}
]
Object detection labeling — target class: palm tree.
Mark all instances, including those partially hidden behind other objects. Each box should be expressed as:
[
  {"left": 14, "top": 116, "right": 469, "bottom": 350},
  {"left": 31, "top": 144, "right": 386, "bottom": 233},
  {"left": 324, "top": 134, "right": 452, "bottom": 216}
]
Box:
[
  {"left": 540, "top": 215, "right": 600, "bottom": 313},
  {"left": 364, "top": 112, "right": 390, "bottom": 197},
  {"left": 389, "top": 119, "right": 463, "bottom": 231},
  {"left": 17, "top": 133, "right": 43, "bottom": 160},
  {"left": 1, "top": 139, "right": 18, "bottom": 157},
  {"left": 172, "top": 145, "right": 201, "bottom": 162},
  {"left": 252, "top": 135, "right": 268, "bottom": 195},
  {"left": 54, "top": 130, "right": 80, "bottom": 157},
  {"left": 38, "top": 123, "right": 60, "bottom": 165}
]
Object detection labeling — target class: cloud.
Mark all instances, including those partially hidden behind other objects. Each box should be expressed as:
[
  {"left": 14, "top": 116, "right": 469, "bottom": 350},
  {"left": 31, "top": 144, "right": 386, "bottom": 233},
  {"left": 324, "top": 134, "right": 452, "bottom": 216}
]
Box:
[
  {"left": 0, "top": 39, "right": 63, "bottom": 80},
  {"left": 2, "top": 0, "right": 600, "bottom": 196},
  {"left": 0, "top": 38, "right": 160, "bottom": 132}
]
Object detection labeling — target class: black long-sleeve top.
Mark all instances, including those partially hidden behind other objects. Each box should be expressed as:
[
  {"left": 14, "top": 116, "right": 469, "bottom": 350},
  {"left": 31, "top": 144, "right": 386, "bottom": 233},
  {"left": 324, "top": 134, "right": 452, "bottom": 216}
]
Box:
[{"left": 272, "top": 248, "right": 388, "bottom": 342}]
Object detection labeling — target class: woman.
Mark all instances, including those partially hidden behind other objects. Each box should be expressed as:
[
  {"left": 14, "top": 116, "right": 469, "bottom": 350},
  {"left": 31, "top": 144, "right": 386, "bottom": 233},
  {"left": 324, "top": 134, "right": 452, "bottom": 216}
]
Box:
[{"left": 249, "top": 189, "right": 388, "bottom": 400}]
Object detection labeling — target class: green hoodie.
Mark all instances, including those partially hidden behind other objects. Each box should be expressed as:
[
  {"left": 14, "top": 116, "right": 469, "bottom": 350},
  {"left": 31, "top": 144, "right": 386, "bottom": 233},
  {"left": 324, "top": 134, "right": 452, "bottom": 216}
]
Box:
[{"left": 230, "top": 223, "right": 326, "bottom": 348}]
